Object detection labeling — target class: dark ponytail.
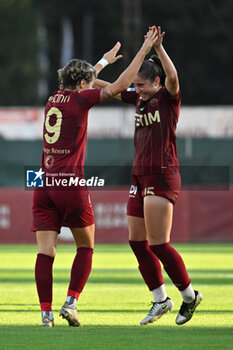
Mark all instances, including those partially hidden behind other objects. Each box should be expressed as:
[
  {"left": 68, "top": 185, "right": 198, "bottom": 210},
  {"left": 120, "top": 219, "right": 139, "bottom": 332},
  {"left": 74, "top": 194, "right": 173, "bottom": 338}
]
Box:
[{"left": 138, "top": 54, "right": 165, "bottom": 86}]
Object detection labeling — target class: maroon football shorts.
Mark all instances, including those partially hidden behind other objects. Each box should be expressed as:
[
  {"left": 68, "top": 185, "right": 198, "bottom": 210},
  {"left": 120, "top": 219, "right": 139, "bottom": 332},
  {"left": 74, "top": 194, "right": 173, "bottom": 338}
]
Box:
[
  {"left": 31, "top": 187, "right": 95, "bottom": 232},
  {"left": 127, "top": 171, "right": 181, "bottom": 218}
]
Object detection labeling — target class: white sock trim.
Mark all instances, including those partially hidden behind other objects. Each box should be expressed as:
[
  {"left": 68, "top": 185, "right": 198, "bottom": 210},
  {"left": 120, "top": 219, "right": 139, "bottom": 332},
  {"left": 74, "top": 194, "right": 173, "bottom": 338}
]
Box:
[
  {"left": 152, "top": 284, "right": 168, "bottom": 303},
  {"left": 42, "top": 311, "right": 53, "bottom": 319},
  {"left": 66, "top": 296, "right": 77, "bottom": 306},
  {"left": 180, "top": 283, "right": 195, "bottom": 303}
]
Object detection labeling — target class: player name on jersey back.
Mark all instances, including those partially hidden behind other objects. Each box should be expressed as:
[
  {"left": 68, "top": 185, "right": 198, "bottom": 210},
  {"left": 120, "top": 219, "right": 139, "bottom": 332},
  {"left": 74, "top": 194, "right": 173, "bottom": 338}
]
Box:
[{"left": 48, "top": 93, "right": 71, "bottom": 104}]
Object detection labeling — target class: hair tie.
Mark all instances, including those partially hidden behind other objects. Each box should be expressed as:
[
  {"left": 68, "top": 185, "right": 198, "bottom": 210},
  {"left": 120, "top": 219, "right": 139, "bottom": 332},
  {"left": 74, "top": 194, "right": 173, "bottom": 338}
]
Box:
[{"left": 149, "top": 58, "right": 154, "bottom": 62}]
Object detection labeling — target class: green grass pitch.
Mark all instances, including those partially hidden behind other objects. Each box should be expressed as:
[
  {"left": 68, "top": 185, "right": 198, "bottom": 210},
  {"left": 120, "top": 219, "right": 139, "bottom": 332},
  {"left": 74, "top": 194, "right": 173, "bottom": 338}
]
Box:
[{"left": 0, "top": 243, "right": 233, "bottom": 350}]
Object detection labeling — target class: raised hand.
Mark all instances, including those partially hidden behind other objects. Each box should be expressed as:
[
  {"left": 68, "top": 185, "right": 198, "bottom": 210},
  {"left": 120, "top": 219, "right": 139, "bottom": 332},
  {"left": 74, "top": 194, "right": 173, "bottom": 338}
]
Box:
[
  {"left": 103, "top": 42, "right": 123, "bottom": 64},
  {"left": 142, "top": 26, "right": 158, "bottom": 55},
  {"left": 153, "top": 26, "right": 165, "bottom": 49}
]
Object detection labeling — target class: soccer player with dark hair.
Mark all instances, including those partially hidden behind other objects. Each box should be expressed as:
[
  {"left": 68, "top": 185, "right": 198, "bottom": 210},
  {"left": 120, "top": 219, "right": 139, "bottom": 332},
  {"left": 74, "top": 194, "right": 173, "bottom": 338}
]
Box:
[
  {"left": 96, "top": 26, "right": 202, "bottom": 326},
  {"left": 32, "top": 27, "right": 157, "bottom": 327}
]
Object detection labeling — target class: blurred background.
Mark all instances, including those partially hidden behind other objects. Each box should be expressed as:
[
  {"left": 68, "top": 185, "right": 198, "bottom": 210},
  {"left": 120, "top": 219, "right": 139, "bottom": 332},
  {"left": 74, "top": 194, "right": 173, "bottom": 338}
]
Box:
[
  {"left": 0, "top": 0, "right": 232, "bottom": 105},
  {"left": 0, "top": 0, "right": 232, "bottom": 243}
]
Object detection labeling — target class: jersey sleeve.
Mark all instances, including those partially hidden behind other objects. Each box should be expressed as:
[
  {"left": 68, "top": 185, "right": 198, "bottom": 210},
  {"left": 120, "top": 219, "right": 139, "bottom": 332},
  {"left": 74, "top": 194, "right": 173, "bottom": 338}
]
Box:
[
  {"left": 121, "top": 89, "right": 138, "bottom": 106},
  {"left": 75, "top": 88, "right": 101, "bottom": 109},
  {"left": 163, "top": 87, "right": 181, "bottom": 105}
]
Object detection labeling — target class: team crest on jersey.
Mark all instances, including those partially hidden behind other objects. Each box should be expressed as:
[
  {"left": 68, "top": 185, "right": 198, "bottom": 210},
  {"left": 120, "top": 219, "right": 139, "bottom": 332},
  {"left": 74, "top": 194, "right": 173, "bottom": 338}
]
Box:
[
  {"left": 150, "top": 98, "right": 158, "bottom": 107},
  {"left": 45, "top": 155, "right": 54, "bottom": 169}
]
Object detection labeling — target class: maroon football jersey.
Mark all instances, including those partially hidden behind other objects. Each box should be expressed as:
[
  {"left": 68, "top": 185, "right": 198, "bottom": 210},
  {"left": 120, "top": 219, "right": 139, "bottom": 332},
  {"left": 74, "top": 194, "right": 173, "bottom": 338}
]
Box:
[
  {"left": 42, "top": 88, "right": 101, "bottom": 175},
  {"left": 121, "top": 87, "right": 181, "bottom": 174}
]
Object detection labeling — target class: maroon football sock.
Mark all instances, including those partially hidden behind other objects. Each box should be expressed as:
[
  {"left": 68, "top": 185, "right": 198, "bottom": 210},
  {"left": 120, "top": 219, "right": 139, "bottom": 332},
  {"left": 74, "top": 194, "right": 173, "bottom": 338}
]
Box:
[
  {"left": 35, "top": 253, "right": 54, "bottom": 311},
  {"left": 129, "top": 240, "right": 164, "bottom": 290},
  {"left": 150, "top": 243, "right": 191, "bottom": 291},
  {"left": 67, "top": 247, "right": 93, "bottom": 299}
]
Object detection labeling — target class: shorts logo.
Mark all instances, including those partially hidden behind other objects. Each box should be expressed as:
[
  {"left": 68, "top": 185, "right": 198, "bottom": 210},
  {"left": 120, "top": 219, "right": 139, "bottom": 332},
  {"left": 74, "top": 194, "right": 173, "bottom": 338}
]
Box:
[
  {"left": 26, "top": 169, "right": 44, "bottom": 188},
  {"left": 129, "top": 185, "right": 137, "bottom": 197}
]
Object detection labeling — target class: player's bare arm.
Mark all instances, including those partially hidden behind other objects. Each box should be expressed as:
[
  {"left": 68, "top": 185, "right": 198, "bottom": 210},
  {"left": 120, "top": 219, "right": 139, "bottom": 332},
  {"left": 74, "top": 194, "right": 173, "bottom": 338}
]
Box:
[
  {"left": 153, "top": 26, "right": 179, "bottom": 96},
  {"left": 94, "top": 79, "right": 109, "bottom": 89},
  {"left": 99, "top": 86, "right": 115, "bottom": 102},
  {"left": 100, "top": 26, "right": 157, "bottom": 103},
  {"left": 95, "top": 79, "right": 122, "bottom": 101}
]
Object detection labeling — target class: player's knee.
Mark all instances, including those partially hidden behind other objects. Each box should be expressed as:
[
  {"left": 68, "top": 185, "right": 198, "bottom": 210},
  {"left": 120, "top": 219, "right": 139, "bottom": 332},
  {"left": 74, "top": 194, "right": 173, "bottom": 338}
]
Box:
[
  {"left": 75, "top": 240, "right": 94, "bottom": 250},
  {"left": 38, "top": 245, "right": 56, "bottom": 258}
]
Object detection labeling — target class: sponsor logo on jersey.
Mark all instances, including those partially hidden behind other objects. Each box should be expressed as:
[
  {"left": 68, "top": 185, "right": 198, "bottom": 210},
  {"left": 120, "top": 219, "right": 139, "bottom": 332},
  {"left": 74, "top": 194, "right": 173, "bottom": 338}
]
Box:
[{"left": 135, "top": 110, "right": 161, "bottom": 127}]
